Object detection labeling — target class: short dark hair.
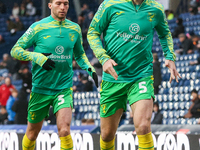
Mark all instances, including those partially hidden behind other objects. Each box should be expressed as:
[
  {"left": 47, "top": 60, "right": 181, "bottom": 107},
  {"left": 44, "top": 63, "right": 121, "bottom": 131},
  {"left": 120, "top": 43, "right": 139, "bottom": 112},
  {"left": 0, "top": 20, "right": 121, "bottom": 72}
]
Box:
[
  {"left": 177, "top": 18, "right": 183, "bottom": 24},
  {"left": 49, "top": 0, "right": 53, "bottom": 3},
  {"left": 191, "top": 89, "right": 198, "bottom": 94},
  {"left": 178, "top": 33, "right": 186, "bottom": 38},
  {"left": 153, "top": 102, "right": 160, "bottom": 112},
  {"left": 86, "top": 118, "right": 95, "bottom": 124},
  {"left": 81, "top": 118, "right": 87, "bottom": 123},
  {"left": 20, "top": 65, "right": 29, "bottom": 70},
  {"left": 153, "top": 102, "right": 159, "bottom": 108},
  {"left": 1, "top": 106, "right": 6, "bottom": 109}
]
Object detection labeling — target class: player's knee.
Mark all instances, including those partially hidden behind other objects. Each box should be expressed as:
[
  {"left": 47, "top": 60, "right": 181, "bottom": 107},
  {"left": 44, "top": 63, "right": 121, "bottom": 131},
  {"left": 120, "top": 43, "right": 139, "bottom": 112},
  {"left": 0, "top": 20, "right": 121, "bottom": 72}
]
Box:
[
  {"left": 58, "top": 124, "right": 70, "bottom": 137},
  {"left": 101, "top": 130, "right": 115, "bottom": 142},
  {"left": 27, "top": 131, "right": 39, "bottom": 141},
  {"left": 135, "top": 123, "right": 150, "bottom": 134},
  {"left": 26, "top": 127, "right": 41, "bottom": 141}
]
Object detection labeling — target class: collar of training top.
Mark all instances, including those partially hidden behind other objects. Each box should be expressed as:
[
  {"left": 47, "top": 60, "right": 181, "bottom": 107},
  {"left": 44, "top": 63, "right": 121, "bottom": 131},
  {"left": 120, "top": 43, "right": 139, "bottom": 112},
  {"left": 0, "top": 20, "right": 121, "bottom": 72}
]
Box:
[{"left": 49, "top": 15, "right": 67, "bottom": 24}]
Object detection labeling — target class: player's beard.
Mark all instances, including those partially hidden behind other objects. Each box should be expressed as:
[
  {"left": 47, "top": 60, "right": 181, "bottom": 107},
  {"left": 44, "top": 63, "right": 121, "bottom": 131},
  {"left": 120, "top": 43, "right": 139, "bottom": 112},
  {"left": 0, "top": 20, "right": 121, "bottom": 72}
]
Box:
[
  {"left": 57, "top": 14, "right": 66, "bottom": 21},
  {"left": 53, "top": 10, "right": 67, "bottom": 21}
]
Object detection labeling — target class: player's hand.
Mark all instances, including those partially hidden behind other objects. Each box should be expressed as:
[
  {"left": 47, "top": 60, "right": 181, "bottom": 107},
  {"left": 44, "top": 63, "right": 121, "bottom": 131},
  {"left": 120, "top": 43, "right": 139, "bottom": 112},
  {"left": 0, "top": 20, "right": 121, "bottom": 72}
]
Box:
[
  {"left": 165, "top": 60, "right": 181, "bottom": 83},
  {"left": 42, "top": 53, "right": 55, "bottom": 71},
  {"left": 103, "top": 59, "right": 118, "bottom": 80},
  {"left": 88, "top": 68, "right": 98, "bottom": 87}
]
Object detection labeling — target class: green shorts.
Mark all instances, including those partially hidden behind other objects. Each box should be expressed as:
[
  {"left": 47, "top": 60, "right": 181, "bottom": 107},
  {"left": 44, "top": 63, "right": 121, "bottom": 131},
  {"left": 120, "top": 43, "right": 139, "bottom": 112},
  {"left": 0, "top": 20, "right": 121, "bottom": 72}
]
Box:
[
  {"left": 28, "top": 88, "right": 73, "bottom": 123},
  {"left": 100, "top": 76, "right": 155, "bottom": 117}
]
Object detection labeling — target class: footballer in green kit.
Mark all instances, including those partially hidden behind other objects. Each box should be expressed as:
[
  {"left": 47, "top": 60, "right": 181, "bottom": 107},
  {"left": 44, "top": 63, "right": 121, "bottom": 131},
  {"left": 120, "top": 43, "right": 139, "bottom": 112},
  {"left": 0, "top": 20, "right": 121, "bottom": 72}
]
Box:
[
  {"left": 11, "top": 0, "right": 98, "bottom": 149},
  {"left": 87, "top": 0, "right": 181, "bottom": 150}
]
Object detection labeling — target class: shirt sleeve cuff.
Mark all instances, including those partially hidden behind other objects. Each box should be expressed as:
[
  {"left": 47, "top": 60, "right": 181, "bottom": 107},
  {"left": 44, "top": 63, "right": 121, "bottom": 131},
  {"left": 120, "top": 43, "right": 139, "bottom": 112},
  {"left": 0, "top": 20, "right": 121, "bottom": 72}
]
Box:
[
  {"left": 101, "top": 58, "right": 110, "bottom": 65},
  {"left": 165, "top": 55, "right": 176, "bottom": 62}
]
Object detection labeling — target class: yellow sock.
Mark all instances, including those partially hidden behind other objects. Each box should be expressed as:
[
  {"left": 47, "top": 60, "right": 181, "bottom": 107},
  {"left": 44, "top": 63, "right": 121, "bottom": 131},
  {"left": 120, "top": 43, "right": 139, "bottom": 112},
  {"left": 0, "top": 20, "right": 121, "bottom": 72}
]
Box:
[
  {"left": 60, "top": 134, "right": 73, "bottom": 150},
  {"left": 100, "top": 136, "right": 115, "bottom": 150},
  {"left": 137, "top": 132, "right": 154, "bottom": 150},
  {"left": 22, "top": 134, "right": 36, "bottom": 150}
]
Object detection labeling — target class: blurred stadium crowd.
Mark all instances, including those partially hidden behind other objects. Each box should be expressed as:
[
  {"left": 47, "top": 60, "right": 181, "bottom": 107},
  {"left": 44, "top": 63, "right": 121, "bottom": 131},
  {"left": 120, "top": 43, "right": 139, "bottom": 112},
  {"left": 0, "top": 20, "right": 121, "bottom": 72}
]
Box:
[{"left": 0, "top": 0, "right": 200, "bottom": 126}]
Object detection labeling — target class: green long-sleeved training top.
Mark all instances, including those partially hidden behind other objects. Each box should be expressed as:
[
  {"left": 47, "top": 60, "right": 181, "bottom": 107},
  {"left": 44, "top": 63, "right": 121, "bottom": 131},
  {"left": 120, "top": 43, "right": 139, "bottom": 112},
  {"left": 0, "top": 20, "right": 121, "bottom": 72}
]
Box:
[
  {"left": 88, "top": 0, "right": 176, "bottom": 83},
  {"left": 11, "top": 15, "right": 94, "bottom": 95}
]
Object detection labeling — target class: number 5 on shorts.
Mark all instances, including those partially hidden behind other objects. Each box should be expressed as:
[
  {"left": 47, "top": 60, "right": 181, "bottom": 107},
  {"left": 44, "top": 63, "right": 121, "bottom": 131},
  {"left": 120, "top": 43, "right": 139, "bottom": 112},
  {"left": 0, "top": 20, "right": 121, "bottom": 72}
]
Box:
[
  {"left": 58, "top": 95, "right": 65, "bottom": 105},
  {"left": 139, "top": 82, "right": 147, "bottom": 93}
]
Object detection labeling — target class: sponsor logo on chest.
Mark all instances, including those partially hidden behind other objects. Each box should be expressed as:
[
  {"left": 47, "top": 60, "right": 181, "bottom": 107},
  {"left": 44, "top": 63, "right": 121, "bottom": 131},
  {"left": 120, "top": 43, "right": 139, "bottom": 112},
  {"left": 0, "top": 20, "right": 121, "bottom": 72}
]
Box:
[
  {"left": 46, "top": 45, "right": 71, "bottom": 62},
  {"left": 55, "top": 45, "right": 64, "bottom": 54},
  {"left": 116, "top": 23, "right": 147, "bottom": 43}
]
